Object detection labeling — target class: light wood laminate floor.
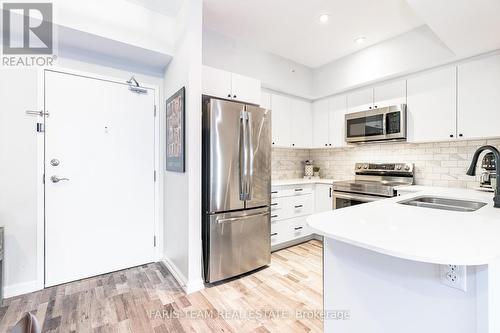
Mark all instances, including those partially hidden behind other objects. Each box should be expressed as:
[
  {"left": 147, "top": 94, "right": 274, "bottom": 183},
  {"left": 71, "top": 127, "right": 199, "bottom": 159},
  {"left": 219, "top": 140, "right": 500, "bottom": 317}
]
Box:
[{"left": 0, "top": 240, "right": 323, "bottom": 333}]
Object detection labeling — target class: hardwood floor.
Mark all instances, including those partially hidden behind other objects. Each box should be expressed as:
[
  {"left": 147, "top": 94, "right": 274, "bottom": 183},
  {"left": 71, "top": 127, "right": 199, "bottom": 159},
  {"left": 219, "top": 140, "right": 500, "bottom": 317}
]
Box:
[{"left": 0, "top": 240, "right": 323, "bottom": 333}]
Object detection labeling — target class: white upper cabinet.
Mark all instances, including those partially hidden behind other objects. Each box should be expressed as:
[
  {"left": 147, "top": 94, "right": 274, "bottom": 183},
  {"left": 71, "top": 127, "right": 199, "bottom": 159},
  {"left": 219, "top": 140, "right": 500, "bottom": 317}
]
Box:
[
  {"left": 347, "top": 88, "right": 373, "bottom": 113},
  {"left": 271, "top": 93, "right": 292, "bottom": 147},
  {"left": 407, "top": 66, "right": 457, "bottom": 143},
  {"left": 347, "top": 80, "right": 407, "bottom": 113},
  {"left": 290, "top": 99, "right": 312, "bottom": 148},
  {"left": 458, "top": 54, "right": 500, "bottom": 139},
  {"left": 202, "top": 66, "right": 232, "bottom": 100},
  {"left": 231, "top": 72, "right": 261, "bottom": 105},
  {"left": 373, "top": 80, "right": 407, "bottom": 108},
  {"left": 312, "top": 99, "right": 330, "bottom": 148},
  {"left": 202, "top": 65, "right": 261, "bottom": 105},
  {"left": 329, "top": 95, "right": 348, "bottom": 148}
]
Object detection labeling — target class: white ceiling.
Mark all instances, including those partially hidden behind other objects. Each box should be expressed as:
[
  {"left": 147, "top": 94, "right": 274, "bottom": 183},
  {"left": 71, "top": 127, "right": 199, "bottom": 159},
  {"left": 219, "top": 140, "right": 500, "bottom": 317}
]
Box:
[
  {"left": 203, "top": 0, "right": 424, "bottom": 68},
  {"left": 124, "top": 0, "right": 183, "bottom": 17}
]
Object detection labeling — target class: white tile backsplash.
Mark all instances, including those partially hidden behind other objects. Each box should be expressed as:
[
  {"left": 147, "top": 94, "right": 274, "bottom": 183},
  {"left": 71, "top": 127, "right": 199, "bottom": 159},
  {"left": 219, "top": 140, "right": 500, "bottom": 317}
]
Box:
[{"left": 272, "top": 139, "right": 500, "bottom": 189}]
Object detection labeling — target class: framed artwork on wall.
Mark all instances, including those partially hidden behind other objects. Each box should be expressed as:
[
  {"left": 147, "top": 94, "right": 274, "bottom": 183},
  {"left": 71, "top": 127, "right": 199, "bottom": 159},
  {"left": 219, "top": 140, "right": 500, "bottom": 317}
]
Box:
[{"left": 166, "top": 87, "right": 185, "bottom": 172}]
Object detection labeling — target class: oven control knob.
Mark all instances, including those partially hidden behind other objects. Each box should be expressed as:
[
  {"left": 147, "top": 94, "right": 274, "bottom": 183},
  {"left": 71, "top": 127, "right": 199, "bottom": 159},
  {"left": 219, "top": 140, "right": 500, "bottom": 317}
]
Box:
[
  {"left": 357, "top": 165, "right": 362, "bottom": 169},
  {"left": 396, "top": 165, "right": 402, "bottom": 170},
  {"left": 404, "top": 165, "right": 411, "bottom": 171},
  {"left": 363, "top": 164, "right": 368, "bottom": 169}
]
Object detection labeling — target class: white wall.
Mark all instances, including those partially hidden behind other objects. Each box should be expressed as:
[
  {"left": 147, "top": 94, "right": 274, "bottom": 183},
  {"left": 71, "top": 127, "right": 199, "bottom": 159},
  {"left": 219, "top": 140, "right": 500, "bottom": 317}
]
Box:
[
  {"left": 313, "top": 25, "right": 455, "bottom": 98},
  {"left": 0, "top": 69, "right": 39, "bottom": 297},
  {"left": 163, "top": 0, "right": 204, "bottom": 293},
  {"left": 202, "top": 28, "right": 314, "bottom": 99},
  {"left": 0, "top": 58, "right": 163, "bottom": 298}
]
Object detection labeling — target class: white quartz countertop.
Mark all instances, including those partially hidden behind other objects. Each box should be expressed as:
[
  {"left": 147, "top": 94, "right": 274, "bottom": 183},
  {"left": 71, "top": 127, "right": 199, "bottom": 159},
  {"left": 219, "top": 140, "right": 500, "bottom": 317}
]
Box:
[
  {"left": 307, "top": 186, "right": 500, "bottom": 266},
  {"left": 272, "top": 178, "right": 336, "bottom": 186}
]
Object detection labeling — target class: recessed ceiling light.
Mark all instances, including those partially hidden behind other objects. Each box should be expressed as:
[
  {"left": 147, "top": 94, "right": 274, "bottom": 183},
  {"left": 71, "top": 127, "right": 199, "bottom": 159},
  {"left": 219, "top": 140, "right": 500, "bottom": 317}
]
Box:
[
  {"left": 354, "top": 36, "right": 367, "bottom": 44},
  {"left": 319, "top": 14, "right": 330, "bottom": 24}
]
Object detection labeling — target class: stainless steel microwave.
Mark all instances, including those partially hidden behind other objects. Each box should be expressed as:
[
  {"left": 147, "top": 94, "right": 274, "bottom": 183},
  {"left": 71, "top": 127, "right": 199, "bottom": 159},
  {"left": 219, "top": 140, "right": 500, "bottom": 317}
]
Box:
[{"left": 345, "top": 104, "right": 407, "bottom": 143}]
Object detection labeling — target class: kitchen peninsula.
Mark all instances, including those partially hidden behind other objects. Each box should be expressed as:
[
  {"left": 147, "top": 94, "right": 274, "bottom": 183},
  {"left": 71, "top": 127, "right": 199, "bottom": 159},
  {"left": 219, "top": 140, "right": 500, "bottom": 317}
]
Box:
[{"left": 308, "top": 186, "right": 500, "bottom": 333}]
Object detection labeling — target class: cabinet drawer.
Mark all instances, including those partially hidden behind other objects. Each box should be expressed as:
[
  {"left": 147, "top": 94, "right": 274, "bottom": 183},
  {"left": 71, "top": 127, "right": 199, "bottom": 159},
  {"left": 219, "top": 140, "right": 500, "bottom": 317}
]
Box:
[
  {"left": 271, "top": 184, "right": 314, "bottom": 198},
  {"left": 291, "top": 216, "right": 310, "bottom": 240},
  {"left": 271, "top": 194, "right": 313, "bottom": 221}
]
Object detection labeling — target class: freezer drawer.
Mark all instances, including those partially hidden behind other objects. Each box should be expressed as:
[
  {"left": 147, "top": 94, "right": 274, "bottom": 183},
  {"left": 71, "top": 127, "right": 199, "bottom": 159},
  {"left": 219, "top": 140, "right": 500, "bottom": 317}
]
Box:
[{"left": 206, "top": 207, "right": 271, "bottom": 283}]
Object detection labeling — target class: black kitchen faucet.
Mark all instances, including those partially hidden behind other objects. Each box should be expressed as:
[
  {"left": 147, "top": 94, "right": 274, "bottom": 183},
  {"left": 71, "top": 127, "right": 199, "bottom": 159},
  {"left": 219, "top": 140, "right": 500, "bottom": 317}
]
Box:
[{"left": 467, "top": 145, "right": 500, "bottom": 208}]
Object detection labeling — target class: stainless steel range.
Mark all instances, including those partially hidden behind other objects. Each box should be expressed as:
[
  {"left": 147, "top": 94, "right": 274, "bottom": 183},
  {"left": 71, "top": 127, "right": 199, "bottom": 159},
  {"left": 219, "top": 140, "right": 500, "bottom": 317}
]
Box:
[{"left": 333, "top": 163, "right": 415, "bottom": 209}]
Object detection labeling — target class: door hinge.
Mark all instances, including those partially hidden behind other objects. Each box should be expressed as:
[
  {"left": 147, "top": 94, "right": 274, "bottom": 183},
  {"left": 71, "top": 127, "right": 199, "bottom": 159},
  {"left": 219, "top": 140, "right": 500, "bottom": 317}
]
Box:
[
  {"left": 154, "top": 105, "right": 157, "bottom": 117},
  {"left": 153, "top": 235, "right": 157, "bottom": 247},
  {"left": 154, "top": 170, "right": 157, "bottom": 182},
  {"left": 36, "top": 123, "right": 44, "bottom": 133}
]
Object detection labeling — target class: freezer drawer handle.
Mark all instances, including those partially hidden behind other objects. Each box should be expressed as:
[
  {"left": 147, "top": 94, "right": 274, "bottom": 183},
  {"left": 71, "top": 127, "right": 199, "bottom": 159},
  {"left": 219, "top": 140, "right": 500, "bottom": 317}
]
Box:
[{"left": 217, "top": 212, "right": 269, "bottom": 224}]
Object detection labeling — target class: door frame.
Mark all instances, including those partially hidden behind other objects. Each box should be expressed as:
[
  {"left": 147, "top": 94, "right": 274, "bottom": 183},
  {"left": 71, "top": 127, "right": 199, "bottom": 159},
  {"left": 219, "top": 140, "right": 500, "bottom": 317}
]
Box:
[{"left": 35, "top": 66, "right": 163, "bottom": 289}]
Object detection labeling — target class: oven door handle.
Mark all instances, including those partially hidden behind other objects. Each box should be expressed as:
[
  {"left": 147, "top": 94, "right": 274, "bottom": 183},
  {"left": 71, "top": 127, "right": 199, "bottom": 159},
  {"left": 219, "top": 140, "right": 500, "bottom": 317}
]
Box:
[{"left": 333, "top": 192, "right": 385, "bottom": 203}]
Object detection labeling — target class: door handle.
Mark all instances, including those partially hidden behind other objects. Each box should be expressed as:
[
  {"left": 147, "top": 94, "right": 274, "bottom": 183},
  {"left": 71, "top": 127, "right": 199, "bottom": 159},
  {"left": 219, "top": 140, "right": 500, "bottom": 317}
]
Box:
[
  {"left": 239, "top": 111, "right": 248, "bottom": 200},
  {"left": 217, "top": 212, "right": 269, "bottom": 224},
  {"left": 51, "top": 175, "right": 70, "bottom": 183},
  {"left": 246, "top": 110, "right": 254, "bottom": 200}
]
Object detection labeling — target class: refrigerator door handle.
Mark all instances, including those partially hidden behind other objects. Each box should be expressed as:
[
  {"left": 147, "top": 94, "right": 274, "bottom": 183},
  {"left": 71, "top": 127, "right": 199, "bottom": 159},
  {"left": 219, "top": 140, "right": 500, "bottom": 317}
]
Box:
[
  {"left": 239, "top": 111, "right": 248, "bottom": 200},
  {"left": 216, "top": 211, "right": 269, "bottom": 224},
  {"left": 246, "top": 111, "right": 254, "bottom": 200}
]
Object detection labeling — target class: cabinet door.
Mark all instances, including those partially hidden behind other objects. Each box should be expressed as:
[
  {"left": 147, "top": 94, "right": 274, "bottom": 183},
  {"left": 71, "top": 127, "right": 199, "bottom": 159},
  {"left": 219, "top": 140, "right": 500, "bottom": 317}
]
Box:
[
  {"left": 458, "top": 54, "right": 500, "bottom": 139},
  {"left": 231, "top": 73, "right": 261, "bottom": 105},
  {"left": 407, "top": 66, "right": 457, "bottom": 142},
  {"left": 290, "top": 99, "right": 312, "bottom": 148},
  {"left": 315, "top": 184, "right": 333, "bottom": 213},
  {"left": 373, "top": 80, "right": 407, "bottom": 108},
  {"left": 270, "top": 94, "right": 291, "bottom": 147},
  {"left": 329, "top": 95, "right": 347, "bottom": 147},
  {"left": 347, "top": 87, "right": 374, "bottom": 113},
  {"left": 261, "top": 91, "right": 271, "bottom": 109},
  {"left": 202, "top": 66, "right": 232, "bottom": 99},
  {"left": 312, "top": 99, "right": 330, "bottom": 148}
]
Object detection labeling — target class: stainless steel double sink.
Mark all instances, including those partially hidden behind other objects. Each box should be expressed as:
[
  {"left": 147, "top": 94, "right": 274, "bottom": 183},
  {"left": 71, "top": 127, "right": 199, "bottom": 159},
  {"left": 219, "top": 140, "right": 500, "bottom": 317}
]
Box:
[{"left": 398, "top": 196, "right": 487, "bottom": 212}]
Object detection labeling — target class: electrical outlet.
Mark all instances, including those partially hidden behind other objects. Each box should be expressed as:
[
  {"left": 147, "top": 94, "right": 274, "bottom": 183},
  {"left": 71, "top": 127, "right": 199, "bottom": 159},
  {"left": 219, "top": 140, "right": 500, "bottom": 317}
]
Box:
[{"left": 441, "top": 264, "right": 467, "bottom": 291}]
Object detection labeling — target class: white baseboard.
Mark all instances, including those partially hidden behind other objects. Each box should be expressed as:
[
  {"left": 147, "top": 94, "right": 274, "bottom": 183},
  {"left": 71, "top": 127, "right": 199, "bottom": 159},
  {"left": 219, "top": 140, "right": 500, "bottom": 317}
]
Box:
[
  {"left": 162, "top": 257, "right": 205, "bottom": 295},
  {"left": 4, "top": 280, "right": 41, "bottom": 298}
]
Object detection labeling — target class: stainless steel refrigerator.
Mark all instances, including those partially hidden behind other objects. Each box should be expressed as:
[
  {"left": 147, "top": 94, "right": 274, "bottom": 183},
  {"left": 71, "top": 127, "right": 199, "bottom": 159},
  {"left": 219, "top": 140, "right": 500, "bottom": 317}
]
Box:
[{"left": 202, "top": 96, "right": 271, "bottom": 283}]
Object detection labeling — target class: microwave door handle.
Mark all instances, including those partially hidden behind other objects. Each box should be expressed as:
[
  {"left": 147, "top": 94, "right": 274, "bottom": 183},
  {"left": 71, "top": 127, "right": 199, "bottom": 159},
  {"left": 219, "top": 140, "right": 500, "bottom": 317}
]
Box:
[
  {"left": 246, "top": 111, "right": 254, "bottom": 200},
  {"left": 382, "top": 112, "right": 387, "bottom": 135}
]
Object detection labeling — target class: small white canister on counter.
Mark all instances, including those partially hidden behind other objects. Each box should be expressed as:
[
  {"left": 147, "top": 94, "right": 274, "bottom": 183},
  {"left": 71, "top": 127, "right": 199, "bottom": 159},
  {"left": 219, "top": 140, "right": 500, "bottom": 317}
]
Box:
[{"left": 304, "top": 160, "right": 314, "bottom": 177}]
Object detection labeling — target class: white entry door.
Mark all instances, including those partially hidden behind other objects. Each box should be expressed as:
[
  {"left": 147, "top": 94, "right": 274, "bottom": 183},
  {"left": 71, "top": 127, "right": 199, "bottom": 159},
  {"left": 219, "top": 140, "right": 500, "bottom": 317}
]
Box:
[{"left": 44, "top": 71, "right": 156, "bottom": 287}]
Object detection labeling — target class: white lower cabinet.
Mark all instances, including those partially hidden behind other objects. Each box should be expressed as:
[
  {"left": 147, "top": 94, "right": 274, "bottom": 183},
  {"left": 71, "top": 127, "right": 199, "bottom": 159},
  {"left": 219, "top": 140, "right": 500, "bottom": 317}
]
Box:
[
  {"left": 271, "top": 182, "right": 333, "bottom": 250},
  {"left": 315, "top": 184, "right": 333, "bottom": 213}
]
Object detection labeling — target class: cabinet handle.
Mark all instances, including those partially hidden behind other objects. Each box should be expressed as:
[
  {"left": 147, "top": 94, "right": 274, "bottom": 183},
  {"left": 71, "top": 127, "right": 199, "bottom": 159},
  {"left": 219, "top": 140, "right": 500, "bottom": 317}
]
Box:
[
  {"left": 450, "top": 134, "right": 454, "bottom": 138},
  {"left": 294, "top": 227, "right": 303, "bottom": 231},
  {"left": 329, "top": 187, "right": 332, "bottom": 198},
  {"left": 233, "top": 95, "right": 237, "bottom": 98},
  {"left": 329, "top": 144, "right": 332, "bottom": 146},
  {"left": 227, "top": 94, "right": 231, "bottom": 98},
  {"left": 271, "top": 233, "right": 278, "bottom": 236},
  {"left": 374, "top": 105, "right": 378, "bottom": 109},
  {"left": 272, "top": 142, "right": 275, "bottom": 145},
  {"left": 292, "top": 143, "right": 295, "bottom": 147},
  {"left": 271, "top": 191, "right": 278, "bottom": 194},
  {"left": 459, "top": 133, "right": 463, "bottom": 137},
  {"left": 294, "top": 205, "right": 303, "bottom": 208},
  {"left": 369, "top": 106, "right": 372, "bottom": 109},
  {"left": 294, "top": 188, "right": 303, "bottom": 192},
  {"left": 271, "top": 203, "right": 278, "bottom": 206},
  {"left": 325, "top": 144, "right": 328, "bottom": 146},
  {"left": 271, "top": 215, "right": 278, "bottom": 218}
]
